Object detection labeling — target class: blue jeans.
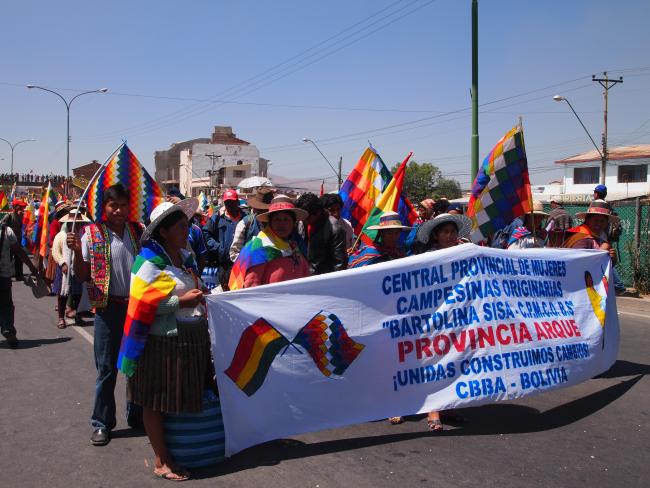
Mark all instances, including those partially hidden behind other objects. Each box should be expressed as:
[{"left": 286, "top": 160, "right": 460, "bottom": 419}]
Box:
[
  {"left": 613, "top": 267, "right": 626, "bottom": 293},
  {"left": 91, "top": 302, "right": 142, "bottom": 430}
]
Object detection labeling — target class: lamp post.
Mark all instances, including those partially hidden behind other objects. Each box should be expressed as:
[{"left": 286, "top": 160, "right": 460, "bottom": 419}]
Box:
[
  {"left": 302, "top": 138, "right": 342, "bottom": 190},
  {"left": 553, "top": 95, "right": 606, "bottom": 185},
  {"left": 0, "top": 138, "right": 35, "bottom": 175},
  {"left": 26, "top": 85, "right": 108, "bottom": 181}
]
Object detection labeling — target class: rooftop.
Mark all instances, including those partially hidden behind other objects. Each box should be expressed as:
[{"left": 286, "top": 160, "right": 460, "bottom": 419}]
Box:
[{"left": 555, "top": 144, "right": 650, "bottom": 164}]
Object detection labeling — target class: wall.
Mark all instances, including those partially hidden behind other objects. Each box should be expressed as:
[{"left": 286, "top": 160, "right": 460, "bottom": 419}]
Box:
[
  {"left": 191, "top": 143, "right": 261, "bottom": 177},
  {"left": 562, "top": 158, "right": 650, "bottom": 198}
]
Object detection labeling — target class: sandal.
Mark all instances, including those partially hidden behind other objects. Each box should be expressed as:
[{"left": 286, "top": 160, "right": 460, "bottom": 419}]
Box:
[
  {"left": 154, "top": 468, "right": 190, "bottom": 482},
  {"left": 57, "top": 319, "right": 67, "bottom": 329},
  {"left": 427, "top": 419, "right": 443, "bottom": 432},
  {"left": 388, "top": 416, "right": 404, "bottom": 425}
]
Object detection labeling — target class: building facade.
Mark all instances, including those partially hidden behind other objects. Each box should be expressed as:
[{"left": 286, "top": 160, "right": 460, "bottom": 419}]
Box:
[
  {"left": 554, "top": 145, "right": 650, "bottom": 201},
  {"left": 154, "top": 126, "right": 268, "bottom": 197}
]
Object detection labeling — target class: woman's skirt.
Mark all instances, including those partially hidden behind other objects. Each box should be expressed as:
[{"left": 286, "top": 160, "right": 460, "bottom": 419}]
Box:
[
  {"left": 127, "top": 320, "right": 214, "bottom": 414},
  {"left": 51, "top": 265, "right": 63, "bottom": 296}
]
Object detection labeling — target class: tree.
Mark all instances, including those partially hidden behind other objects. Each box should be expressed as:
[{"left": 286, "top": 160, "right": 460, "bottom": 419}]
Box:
[{"left": 390, "top": 160, "right": 462, "bottom": 203}]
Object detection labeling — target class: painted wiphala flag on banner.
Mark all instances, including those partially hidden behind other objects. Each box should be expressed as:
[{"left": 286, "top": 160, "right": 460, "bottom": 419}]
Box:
[{"left": 293, "top": 311, "right": 365, "bottom": 377}]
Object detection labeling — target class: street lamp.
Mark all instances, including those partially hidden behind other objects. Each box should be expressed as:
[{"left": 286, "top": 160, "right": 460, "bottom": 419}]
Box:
[
  {"left": 553, "top": 95, "right": 606, "bottom": 184},
  {"left": 302, "top": 138, "right": 342, "bottom": 190},
  {"left": 0, "top": 138, "right": 36, "bottom": 174},
  {"left": 26, "top": 84, "right": 108, "bottom": 181}
]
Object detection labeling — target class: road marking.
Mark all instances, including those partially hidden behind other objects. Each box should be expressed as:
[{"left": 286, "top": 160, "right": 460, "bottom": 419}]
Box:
[
  {"left": 71, "top": 325, "right": 94, "bottom": 345},
  {"left": 618, "top": 311, "right": 650, "bottom": 320}
]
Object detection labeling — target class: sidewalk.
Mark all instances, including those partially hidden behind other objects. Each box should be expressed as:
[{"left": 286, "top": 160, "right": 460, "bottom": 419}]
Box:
[{"left": 617, "top": 295, "right": 650, "bottom": 316}]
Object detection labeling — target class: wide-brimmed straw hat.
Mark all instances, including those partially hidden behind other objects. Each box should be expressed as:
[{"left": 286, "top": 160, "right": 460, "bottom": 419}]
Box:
[
  {"left": 366, "top": 211, "right": 412, "bottom": 231},
  {"left": 247, "top": 189, "right": 275, "bottom": 210},
  {"left": 257, "top": 194, "right": 308, "bottom": 223},
  {"left": 59, "top": 209, "right": 91, "bottom": 223},
  {"left": 575, "top": 199, "right": 611, "bottom": 220},
  {"left": 416, "top": 212, "right": 472, "bottom": 245},
  {"left": 529, "top": 201, "right": 549, "bottom": 217},
  {"left": 418, "top": 198, "right": 435, "bottom": 210},
  {"left": 141, "top": 197, "right": 199, "bottom": 243}
]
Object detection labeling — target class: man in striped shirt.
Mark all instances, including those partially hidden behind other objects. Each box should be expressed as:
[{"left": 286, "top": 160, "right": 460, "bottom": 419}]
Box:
[{"left": 68, "top": 184, "right": 144, "bottom": 446}]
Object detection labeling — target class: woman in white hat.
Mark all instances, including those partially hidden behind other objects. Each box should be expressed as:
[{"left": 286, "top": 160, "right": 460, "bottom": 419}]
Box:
[
  {"left": 401, "top": 212, "right": 472, "bottom": 431},
  {"left": 415, "top": 213, "right": 473, "bottom": 254},
  {"left": 51, "top": 210, "right": 91, "bottom": 328},
  {"left": 348, "top": 211, "right": 411, "bottom": 268},
  {"left": 229, "top": 194, "right": 309, "bottom": 289},
  {"left": 506, "top": 201, "right": 549, "bottom": 250},
  {"left": 119, "top": 198, "right": 213, "bottom": 481}
]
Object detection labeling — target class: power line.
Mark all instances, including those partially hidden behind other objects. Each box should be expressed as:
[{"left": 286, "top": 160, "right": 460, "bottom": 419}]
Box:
[{"left": 85, "top": 0, "right": 437, "bottom": 142}]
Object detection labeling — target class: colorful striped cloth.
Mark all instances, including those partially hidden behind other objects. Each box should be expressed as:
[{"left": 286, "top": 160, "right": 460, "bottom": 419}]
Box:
[
  {"left": 86, "top": 144, "right": 163, "bottom": 223},
  {"left": 467, "top": 124, "right": 533, "bottom": 242},
  {"left": 340, "top": 146, "right": 391, "bottom": 235},
  {"left": 118, "top": 239, "right": 198, "bottom": 377},
  {"left": 198, "top": 191, "right": 210, "bottom": 211},
  {"left": 507, "top": 226, "right": 532, "bottom": 246},
  {"left": 164, "top": 390, "right": 225, "bottom": 468},
  {"left": 348, "top": 243, "right": 404, "bottom": 268},
  {"left": 37, "top": 182, "right": 57, "bottom": 257},
  {"left": 359, "top": 152, "right": 416, "bottom": 244},
  {"left": 22, "top": 200, "right": 36, "bottom": 247},
  {"left": 224, "top": 318, "right": 291, "bottom": 396},
  {"left": 228, "top": 228, "right": 304, "bottom": 291}
]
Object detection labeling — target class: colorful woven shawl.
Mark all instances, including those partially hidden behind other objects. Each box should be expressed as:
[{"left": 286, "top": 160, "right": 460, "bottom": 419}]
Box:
[
  {"left": 507, "top": 226, "right": 532, "bottom": 246},
  {"left": 348, "top": 243, "right": 404, "bottom": 269},
  {"left": 228, "top": 228, "right": 303, "bottom": 291},
  {"left": 562, "top": 224, "right": 601, "bottom": 249},
  {"left": 118, "top": 239, "right": 198, "bottom": 377}
]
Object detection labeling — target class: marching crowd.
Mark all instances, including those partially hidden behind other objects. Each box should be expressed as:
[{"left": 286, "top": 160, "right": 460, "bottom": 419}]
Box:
[
  {"left": 0, "top": 173, "right": 68, "bottom": 185},
  {"left": 0, "top": 182, "right": 625, "bottom": 481}
]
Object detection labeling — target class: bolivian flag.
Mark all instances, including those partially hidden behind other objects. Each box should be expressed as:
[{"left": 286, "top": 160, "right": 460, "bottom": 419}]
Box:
[{"left": 225, "top": 318, "right": 290, "bottom": 396}]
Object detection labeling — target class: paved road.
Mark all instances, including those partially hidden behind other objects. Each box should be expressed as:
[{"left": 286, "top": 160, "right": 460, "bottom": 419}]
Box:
[{"left": 1, "top": 282, "right": 648, "bottom": 488}]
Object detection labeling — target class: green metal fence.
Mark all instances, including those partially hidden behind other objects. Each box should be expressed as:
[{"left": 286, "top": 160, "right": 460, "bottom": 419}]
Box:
[{"left": 545, "top": 200, "right": 650, "bottom": 288}]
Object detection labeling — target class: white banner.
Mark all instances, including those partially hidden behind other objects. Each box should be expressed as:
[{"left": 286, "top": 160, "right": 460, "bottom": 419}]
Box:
[{"left": 207, "top": 244, "right": 619, "bottom": 456}]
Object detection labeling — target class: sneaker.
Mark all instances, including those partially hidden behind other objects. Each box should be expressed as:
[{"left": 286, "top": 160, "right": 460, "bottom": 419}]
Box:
[{"left": 91, "top": 428, "right": 111, "bottom": 446}]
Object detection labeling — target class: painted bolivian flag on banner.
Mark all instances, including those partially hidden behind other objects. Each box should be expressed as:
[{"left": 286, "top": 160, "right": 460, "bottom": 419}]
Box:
[{"left": 225, "top": 318, "right": 291, "bottom": 396}]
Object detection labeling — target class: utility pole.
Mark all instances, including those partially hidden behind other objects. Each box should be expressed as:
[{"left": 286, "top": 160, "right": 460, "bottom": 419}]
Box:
[
  {"left": 205, "top": 152, "right": 221, "bottom": 194},
  {"left": 338, "top": 156, "right": 343, "bottom": 191},
  {"left": 592, "top": 72, "right": 623, "bottom": 184},
  {"left": 470, "top": 0, "right": 479, "bottom": 182}
]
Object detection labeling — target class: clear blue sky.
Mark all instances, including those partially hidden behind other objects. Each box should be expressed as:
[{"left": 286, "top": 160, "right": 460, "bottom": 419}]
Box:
[{"left": 1, "top": 0, "right": 649, "bottom": 189}]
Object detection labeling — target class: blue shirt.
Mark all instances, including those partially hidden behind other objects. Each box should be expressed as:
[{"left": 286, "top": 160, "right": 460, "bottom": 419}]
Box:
[{"left": 188, "top": 224, "right": 207, "bottom": 258}]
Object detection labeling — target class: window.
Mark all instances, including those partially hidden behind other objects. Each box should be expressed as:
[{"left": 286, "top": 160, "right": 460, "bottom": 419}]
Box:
[
  {"left": 573, "top": 167, "right": 600, "bottom": 185},
  {"left": 618, "top": 164, "right": 648, "bottom": 183},
  {"left": 233, "top": 170, "right": 246, "bottom": 178}
]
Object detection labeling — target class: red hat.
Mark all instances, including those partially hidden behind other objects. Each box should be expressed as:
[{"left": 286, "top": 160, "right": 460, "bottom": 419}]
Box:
[
  {"left": 222, "top": 189, "right": 239, "bottom": 202},
  {"left": 12, "top": 199, "right": 27, "bottom": 208}
]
